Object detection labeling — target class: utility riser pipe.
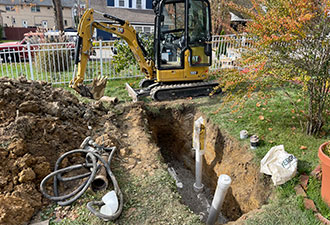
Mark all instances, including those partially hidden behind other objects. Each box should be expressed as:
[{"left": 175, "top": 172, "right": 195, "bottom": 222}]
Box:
[
  {"left": 193, "top": 116, "right": 206, "bottom": 192},
  {"left": 206, "top": 174, "right": 232, "bottom": 225}
]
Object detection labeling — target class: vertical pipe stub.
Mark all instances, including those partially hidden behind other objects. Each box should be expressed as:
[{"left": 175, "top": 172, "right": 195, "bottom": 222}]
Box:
[
  {"left": 193, "top": 116, "right": 206, "bottom": 193},
  {"left": 206, "top": 174, "right": 232, "bottom": 225},
  {"left": 240, "top": 130, "right": 248, "bottom": 139},
  {"left": 193, "top": 148, "right": 205, "bottom": 192},
  {"left": 250, "top": 135, "right": 259, "bottom": 149}
]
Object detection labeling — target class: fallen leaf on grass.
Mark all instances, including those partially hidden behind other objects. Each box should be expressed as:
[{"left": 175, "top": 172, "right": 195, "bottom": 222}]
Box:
[
  {"left": 268, "top": 140, "right": 274, "bottom": 143},
  {"left": 297, "top": 99, "right": 301, "bottom": 103},
  {"left": 256, "top": 102, "right": 261, "bottom": 107},
  {"left": 292, "top": 127, "right": 296, "bottom": 130},
  {"left": 237, "top": 115, "right": 243, "bottom": 119},
  {"left": 268, "top": 128, "right": 273, "bottom": 131},
  {"left": 291, "top": 109, "right": 295, "bottom": 113},
  {"left": 300, "top": 146, "right": 308, "bottom": 150},
  {"left": 259, "top": 115, "right": 265, "bottom": 120}
]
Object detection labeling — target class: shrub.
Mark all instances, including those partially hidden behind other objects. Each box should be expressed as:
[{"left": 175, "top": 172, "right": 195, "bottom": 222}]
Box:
[
  {"left": 112, "top": 32, "right": 154, "bottom": 74},
  {"left": 220, "top": 0, "right": 330, "bottom": 135}
]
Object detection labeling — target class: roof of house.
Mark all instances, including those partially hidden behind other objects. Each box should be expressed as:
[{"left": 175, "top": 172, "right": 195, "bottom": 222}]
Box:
[
  {"left": 0, "top": 0, "right": 75, "bottom": 8},
  {"left": 228, "top": 0, "right": 254, "bottom": 19},
  {"left": 94, "top": 8, "right": 155, "bottom": 25}
]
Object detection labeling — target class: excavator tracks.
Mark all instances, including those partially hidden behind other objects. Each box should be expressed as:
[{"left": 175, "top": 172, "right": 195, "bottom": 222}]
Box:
[{"left": 150, "top": 81, "right": 221, "bottom": 101}]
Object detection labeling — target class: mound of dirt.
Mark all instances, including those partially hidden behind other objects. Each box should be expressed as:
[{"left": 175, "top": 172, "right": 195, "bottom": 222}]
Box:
[{"left": 0, "top": 77, "right": 108, "bottom": 225}]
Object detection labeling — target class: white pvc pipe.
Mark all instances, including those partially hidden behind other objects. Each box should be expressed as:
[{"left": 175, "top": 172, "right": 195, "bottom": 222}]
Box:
[
  {"left": 206, "top": 174, "right": 232, "bottom": 225},
  {"left": 193, "top": 116, "right": 205, "bottom": 192},
  {"left": 193, "top": 148, "right": 205, "bottom": 192}
]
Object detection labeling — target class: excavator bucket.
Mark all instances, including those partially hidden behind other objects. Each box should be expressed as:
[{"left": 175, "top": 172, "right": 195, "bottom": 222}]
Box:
[
  {"left": 89, "top": 76, "right": 108, "bottom": 100},
  {"left": 75, "top": 77, "right": 108, "bottom": 100}
]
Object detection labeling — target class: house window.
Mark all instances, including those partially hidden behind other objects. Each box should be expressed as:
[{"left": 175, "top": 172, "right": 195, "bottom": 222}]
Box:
[
  {"left": 64, "top": 20, "right": 68, "bottom": 26},
  {"left": 5, "top": 6, "right": 15, "bottom": 11},
  {"left": 115, "top": 0, "right": 128, "bottom": 8},
  {"left": 136, "top": 0, "right": 142, "bottom": 8},
  {"left": 133, "top": 0, "right": 146, "bottom": 9},
  {"left": 31, "top": 6, "right": 40, "bottom": 12},
  {"left": 119, "top": 0, "right": 125, "bottom": 7},
  {"left": 22, "top": 20, "right": 28, "bottom": 28},
  {"left": 143, "top": 26, "right": 151, "bottom": 33},
  {"left": 135, "top": 26, "right": 142, "bottom": 32}
]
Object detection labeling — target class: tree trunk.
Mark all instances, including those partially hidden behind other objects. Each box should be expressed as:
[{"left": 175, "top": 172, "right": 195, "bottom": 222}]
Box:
[
  {"left": 52, "top": 0, "right": 64, "bottom": 31},
  {"left": 306, "top": 79, "right": 328, "bottom": 135}
]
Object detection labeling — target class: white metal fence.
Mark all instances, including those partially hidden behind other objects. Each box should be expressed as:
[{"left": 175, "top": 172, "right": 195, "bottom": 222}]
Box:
[{"left": 0, "top": 35, "right": 250, "bottom": 85}]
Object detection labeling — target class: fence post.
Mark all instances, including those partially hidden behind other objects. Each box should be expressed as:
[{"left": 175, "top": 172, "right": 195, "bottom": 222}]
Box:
[
  {"left": 27, "top": 43, "right": 34, "bottom": 80},
  {"left": 99, "top": 40, "right": 103, "bottom": 77}
]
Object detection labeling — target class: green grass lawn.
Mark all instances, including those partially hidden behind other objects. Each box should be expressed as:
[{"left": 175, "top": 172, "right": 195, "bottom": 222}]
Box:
[{"left": 193, "top": 84, "right": 329, "bottom": 224}]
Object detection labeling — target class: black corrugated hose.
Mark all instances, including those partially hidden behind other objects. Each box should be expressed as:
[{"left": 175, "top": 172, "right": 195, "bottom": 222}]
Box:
[{"left": 40, "top": 137, "right": 123, "bottom": 221}]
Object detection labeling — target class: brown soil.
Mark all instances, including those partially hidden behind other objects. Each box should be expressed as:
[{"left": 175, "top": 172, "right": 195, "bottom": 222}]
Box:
[
  {"left": 0, "top": 77, "right": 107, "bottom": 225},
  {"left": 0, "top": 77, "right": 272, "bottom": 225}
]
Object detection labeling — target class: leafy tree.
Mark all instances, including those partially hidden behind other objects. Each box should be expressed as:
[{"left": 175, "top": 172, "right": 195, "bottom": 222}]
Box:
[
  {"left": 112, "top": 33, "right": 154, "bottom": 74},
  {"left": 219, "top": 0, "right": 330, "bottom": 135},
  {"left": 210, "top": 0, "right": 231, "bottom": 34}
]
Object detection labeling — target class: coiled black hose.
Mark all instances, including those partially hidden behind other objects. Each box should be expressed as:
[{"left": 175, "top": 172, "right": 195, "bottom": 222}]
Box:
[{"left": 40, "top": 137, "right": 123, "bottom": 221}]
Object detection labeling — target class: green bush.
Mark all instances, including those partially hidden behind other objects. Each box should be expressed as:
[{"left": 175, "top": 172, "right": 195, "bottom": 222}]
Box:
[{"left": 112, "top": 32, "right": 154, "bottom": 74}]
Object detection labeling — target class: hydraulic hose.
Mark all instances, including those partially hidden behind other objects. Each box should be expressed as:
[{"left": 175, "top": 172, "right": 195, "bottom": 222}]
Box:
[{"left": 40, "top": 137, "right": 123, "bottom": 221}]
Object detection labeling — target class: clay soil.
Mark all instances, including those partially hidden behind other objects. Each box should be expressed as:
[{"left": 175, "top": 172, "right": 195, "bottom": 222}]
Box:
[
  {"left": 0, "top": 77, "right": 108, "bottom": 225},
  {"left": 0, "top": 77, "right": 271, "bottom": 225}
]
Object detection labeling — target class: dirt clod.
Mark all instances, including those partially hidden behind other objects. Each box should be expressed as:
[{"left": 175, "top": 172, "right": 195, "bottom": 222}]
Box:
[{"left": 18, "top": 168, "right": 36, "bottom": 183}]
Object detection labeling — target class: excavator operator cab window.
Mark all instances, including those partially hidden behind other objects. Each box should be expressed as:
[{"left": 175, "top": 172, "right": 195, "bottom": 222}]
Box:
[
  {"left": 156, "top": 0, "right": 211, "bottom": 69},
  {"left": 159, "top": 0, "right": 185, "bottom": 69},
  {"left": 188, "top": 0, "right": 211, "bottom": 66}
]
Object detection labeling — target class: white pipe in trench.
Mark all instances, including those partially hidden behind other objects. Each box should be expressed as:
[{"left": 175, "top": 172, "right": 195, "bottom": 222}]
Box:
[{"left": 206, "top": 174, "right": 232, "bottom": 225}]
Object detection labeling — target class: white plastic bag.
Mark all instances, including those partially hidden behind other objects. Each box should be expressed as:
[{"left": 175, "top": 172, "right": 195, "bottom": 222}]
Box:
[{"left": 260, "top": 145, "right": 298, "bottom": 186}]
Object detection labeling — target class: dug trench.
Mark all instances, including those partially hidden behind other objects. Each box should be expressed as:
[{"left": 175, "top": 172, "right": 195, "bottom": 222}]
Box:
[{"left": 145, "top": 104, "right": 273, "bottom": 223}]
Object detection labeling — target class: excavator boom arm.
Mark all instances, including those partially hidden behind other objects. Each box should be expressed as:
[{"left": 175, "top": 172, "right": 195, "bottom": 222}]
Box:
[{"left": 70, "top": 8, "right": 155, "bottom": 99}]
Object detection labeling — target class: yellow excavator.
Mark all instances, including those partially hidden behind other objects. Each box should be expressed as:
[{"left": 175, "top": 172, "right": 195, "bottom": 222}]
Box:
[{"left": 70, "top": 0, "right": 220, "bottom": 101}]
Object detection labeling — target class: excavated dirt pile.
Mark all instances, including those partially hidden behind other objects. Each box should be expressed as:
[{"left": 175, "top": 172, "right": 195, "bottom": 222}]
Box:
[{"left": 0, "top": 77, "right": 108, "bottom": 225}]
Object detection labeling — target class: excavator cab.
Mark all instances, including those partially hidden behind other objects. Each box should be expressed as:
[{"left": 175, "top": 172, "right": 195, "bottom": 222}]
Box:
[{"left": 155, "top": 0, "right": 212, "bottom": 71}]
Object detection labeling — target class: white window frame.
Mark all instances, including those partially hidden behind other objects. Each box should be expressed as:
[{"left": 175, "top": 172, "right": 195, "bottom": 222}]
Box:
[
  {"left": 143, "top": 26, "right": 151, "bottom": 33},
  {"left": 133, "top": 25, "right": 154, "bottom": 34},
  {"left": 134, "top": 26, "right": 143, "bottom": 32},
  {"left": 115, "top": 0, "right": 128, "bottom": 8},
  {"left": 22, "top": 20, "right": 28, "bottom": 28},
  {"left": 133, "top": 0, "right": 146, "bottom": 9},
  {"left": 31, "top": 6, "right": 41, "bottom": 12}
]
